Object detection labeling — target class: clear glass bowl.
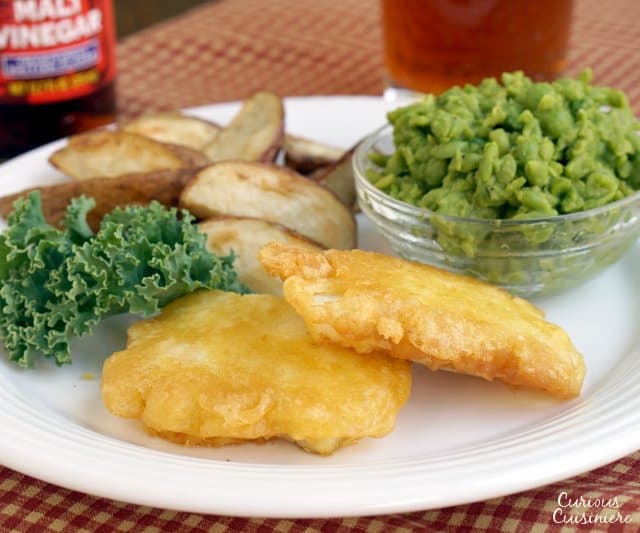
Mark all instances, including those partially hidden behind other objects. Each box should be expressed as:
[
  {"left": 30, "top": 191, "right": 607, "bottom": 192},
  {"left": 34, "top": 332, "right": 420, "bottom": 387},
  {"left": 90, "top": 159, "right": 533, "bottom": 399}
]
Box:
[{"left": 353, "top": 124, "right": 640, "bottom": 297}]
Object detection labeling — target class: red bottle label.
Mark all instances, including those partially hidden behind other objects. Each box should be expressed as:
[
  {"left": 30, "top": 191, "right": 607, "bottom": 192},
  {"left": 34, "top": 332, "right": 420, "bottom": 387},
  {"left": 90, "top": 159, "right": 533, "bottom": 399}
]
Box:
[{"left": 0, "top": 0, "right": 116, "bottom": 104}]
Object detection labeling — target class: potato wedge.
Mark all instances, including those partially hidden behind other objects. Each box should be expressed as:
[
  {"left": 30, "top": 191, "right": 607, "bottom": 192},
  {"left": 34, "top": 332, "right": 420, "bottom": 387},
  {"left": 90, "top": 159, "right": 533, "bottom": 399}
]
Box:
[
  {"left": 310, "top": 145, "right": 357, "bottom": 208},
  {"left": 180, "top": 161, "right": 356, "bottom": 249},
  {"left": 283, "top": 134, "right": 344, "bottom": 174},
  {"left": 164, "top": 143, "right": 210, "bottom": 167},
  {"left": 49, "top": 131, "right": 206, "bottom": 180},
  {"left": 203, "top": 92, "right": 284, "bottom": 163},
  {"left": 122, "top": 113, "right": 221, "bottom": 151},
  {"left": 0, "top": 168, "right": 197, "bottom": 230},
  {"left": 199, "top": 216, "right": 323, "bottom": 295}
]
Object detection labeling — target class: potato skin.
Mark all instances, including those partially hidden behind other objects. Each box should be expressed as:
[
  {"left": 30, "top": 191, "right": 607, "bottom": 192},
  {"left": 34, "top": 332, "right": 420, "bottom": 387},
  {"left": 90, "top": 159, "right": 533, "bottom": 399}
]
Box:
[
  {"left": 180, "top": 161, "right": 357, "bottom": 249},
  {"left": 203, "top": 91, "right": 284, "bottom": 163},
  {"left": 49, "top": 131, "right": 206, "bottom": 180},
  {"left": 0, "top": 168, "right": 198, "bottom": 230},
  {"left": 199, "top": 216, "right": 323, "bottom": 295},
  {"left": 283, "top": 134, "right": 344, "bottom": 174},
  {"left": 121, "top": 113, "right": 222, "bottom": 150},
  {"left": 310, "top": 144, "right": 358, "bottom": 208}
]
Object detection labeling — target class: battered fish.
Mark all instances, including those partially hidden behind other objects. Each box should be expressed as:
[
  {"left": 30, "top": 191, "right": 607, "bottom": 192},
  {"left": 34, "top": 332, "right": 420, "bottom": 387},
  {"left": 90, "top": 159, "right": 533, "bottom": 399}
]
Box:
[
  {"left": 101, "top": 290, "right": 411, "bottom": 455},
  {"left": 259, "top": 244, "right": 586, "bottom": 398}
]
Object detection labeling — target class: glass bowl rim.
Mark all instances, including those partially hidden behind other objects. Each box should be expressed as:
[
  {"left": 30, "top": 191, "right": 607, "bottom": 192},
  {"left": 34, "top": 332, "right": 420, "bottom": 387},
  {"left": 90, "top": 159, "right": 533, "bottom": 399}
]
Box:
[{"left": 353, "top": 123, "right": 640, "bottom": 227}]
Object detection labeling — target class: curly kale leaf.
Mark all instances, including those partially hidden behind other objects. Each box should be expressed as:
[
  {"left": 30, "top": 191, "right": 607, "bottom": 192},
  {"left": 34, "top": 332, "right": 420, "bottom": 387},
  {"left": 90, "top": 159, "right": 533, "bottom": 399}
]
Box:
[{"left": 0, "top": 192, "right": 246, "bottom": 367}]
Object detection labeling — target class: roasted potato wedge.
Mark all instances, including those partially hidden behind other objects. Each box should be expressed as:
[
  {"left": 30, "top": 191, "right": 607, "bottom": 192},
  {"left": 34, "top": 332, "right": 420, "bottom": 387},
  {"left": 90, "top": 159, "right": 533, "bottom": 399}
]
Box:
[
  {"left": 283, "top": 134, "right": 344, "bottom": 174},
  {"left": 203, "top": 91, "right": 284, "bottom": 163},
  {"left": 49, "top": 131, "right": 207, "bottom": 180},
  {"left": 0, "top": 168, "right": 197, "bottom": 230},
  {"left": 164, "top": 143, "right": 210, "bottom": 167},
  {"left": 122, "top": 110, "right": 341, "bottom": 175},
  {"left": 180, "top": 161, "right": 356, "bottom": 249},
  {"left": 199, "top": 216, "right": 323, "bottom": 295},
  {"left": 121, "top": 113, "right": 221, "bottom": 151},
  {"left": 310, "top": 145, "right": 357, "bottom": 208}
]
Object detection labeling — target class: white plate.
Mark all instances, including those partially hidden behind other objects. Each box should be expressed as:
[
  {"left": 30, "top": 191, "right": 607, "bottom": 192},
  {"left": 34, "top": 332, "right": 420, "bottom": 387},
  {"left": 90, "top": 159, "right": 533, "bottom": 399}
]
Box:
[{"left": 1, "top": 96, "right": 640, "bottom": 518}]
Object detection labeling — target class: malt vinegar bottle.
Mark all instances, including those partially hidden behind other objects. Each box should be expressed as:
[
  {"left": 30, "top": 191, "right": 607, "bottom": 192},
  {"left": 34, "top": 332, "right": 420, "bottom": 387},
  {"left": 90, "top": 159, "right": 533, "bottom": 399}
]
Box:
[{"left": 0, "top": 0, "right": 117, "bottom": 159}]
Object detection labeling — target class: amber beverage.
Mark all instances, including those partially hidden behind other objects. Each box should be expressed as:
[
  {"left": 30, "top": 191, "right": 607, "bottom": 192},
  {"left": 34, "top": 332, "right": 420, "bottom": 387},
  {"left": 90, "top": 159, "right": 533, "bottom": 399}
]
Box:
[{"left": 381, "top": 0, "right": 574, "bottom": 95}]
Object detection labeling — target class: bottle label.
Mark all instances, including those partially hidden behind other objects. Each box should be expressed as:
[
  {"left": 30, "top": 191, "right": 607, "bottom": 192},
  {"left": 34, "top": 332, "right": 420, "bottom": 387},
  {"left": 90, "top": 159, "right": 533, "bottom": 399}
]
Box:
[{"left": 0, "top": 0, "right": 116, "bottom": 104}]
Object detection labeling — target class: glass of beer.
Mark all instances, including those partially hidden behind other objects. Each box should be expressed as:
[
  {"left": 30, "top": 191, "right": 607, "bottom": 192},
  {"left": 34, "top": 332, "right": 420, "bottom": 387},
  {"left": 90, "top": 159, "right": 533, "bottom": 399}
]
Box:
[{"left": 380, "top": 0, "right": 574, "bottom": 97}]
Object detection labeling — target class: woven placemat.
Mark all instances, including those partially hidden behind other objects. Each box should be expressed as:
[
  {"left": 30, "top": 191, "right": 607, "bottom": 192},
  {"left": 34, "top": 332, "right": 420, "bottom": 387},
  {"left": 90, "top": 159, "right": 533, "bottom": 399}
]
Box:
[
  {"left": 1, "top": 452, "right": 639, "bottom": 531},
  {"left": 115, "top": 0, "right": 640, "bottom": 117}
]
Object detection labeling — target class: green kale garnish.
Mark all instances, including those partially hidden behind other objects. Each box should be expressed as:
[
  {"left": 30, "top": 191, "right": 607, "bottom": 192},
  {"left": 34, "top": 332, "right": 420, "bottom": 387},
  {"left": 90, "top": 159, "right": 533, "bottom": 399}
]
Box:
[{"left": 0, "top": 191, "right": 246, "bottom": 367}]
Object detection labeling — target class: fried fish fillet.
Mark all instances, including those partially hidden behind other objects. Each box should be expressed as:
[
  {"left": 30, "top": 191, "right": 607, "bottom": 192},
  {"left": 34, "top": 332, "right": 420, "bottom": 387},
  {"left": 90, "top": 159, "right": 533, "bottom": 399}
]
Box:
[
  {"left": 259, "top": 244, "right": 586, "bottom": 398},
  {"left": 101, "top": 290, "right": 411, "bottom": 455}
]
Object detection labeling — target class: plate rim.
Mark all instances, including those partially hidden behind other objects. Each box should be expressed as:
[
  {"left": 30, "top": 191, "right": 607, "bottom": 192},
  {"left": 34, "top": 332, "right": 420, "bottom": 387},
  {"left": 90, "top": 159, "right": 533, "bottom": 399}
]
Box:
[{"left": 0, "top": 95, "right": 639, "bottom": 518}]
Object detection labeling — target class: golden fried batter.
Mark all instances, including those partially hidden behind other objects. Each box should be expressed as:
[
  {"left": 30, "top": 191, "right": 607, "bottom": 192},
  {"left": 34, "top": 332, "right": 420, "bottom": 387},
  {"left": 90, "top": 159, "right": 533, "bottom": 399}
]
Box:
[
  {"left": 101, "top": 290, "right": 411, "bottom": 455},
  {"left": 259, "top": 244, "right": 585, "bottom": 398}
]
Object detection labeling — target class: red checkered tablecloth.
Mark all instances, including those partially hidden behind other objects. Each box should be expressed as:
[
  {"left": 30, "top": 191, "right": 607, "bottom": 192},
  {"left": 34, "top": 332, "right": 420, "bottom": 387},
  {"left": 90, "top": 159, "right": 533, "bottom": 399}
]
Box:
[{"left": 2, "top": 0, "right": 640, "bottom": 531}]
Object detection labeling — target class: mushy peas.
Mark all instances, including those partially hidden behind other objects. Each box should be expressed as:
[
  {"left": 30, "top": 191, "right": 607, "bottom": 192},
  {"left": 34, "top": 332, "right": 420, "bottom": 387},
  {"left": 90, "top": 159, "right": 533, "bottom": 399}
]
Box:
[{"left": 369, "top": 70, "right": 640, "bottom": 220}]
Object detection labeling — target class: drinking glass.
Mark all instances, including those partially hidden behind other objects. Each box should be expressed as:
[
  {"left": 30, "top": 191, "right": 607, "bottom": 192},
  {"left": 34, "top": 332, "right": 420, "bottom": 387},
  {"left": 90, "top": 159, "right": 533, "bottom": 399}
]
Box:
[{"left": 380, "top": 0, "right": 574, "bottom": 99}]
